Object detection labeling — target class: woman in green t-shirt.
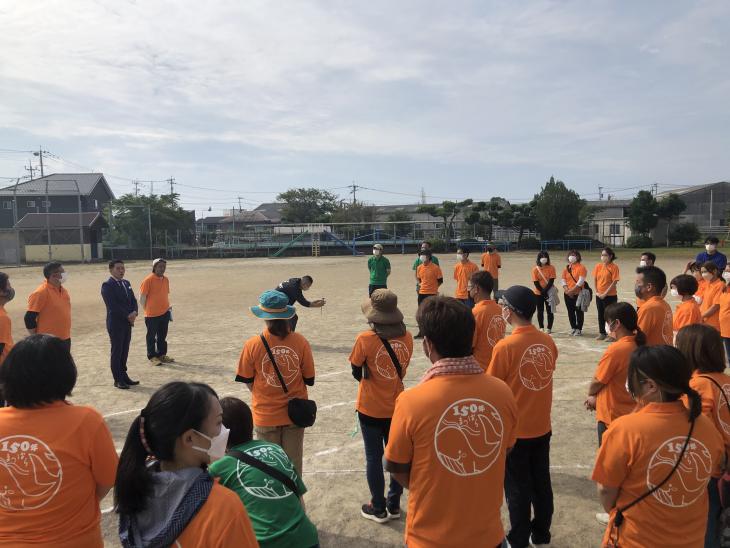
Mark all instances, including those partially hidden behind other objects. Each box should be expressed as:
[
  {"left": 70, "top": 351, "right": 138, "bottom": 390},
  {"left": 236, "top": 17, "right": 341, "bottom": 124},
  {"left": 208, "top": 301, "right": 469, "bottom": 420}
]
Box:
[{"left": 209, "top": 397, "right": 319, "bottom": 548}]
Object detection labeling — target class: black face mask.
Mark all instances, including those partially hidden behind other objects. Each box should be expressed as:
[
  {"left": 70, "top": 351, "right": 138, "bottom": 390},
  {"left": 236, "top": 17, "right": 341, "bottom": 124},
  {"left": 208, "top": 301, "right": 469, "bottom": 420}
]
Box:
[{"left": 634, "top": 285, "right": 643, "bottom": 298}]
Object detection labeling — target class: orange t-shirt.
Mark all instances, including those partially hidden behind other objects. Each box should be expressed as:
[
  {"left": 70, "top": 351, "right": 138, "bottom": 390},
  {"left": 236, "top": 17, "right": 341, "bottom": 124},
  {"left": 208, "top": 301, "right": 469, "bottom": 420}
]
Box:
[
  {"left": 700, "top": 279, "right": 725, "bottom": 330},
  {"left": 0, "top": 402, "right": 118, "bottom": 548},
  {"left": 695, "top": 278, "right": 708, "bottom": 301},
  {"left": 384, "top": 374, "right": 518, "bottom": 548},
  {"left": 487, "top": 324, "right": 558, "bottom": 439},
  {"left": 174, "top": 482, "right": 258, "bottom": 547},
  {"left": 0, "top": 306, "right": 13, "bottom": 364},
  {"left": 636, "top": 296, "right": 645, "bottom": 308},
  {"left": 237, "top": 330, "right": 315, "bottom": 426},
  {"left": 720, "top": 289, "right": 730, "bottom": 338},
  {"left": 349, "top": 330, "right": 413, "bottom": 418},
  {"left": 531, "top": 265, "right": 557, "bottom": 295},
  {"left": 689, "top": 372, "right": 730, "bottom": 456},
  {"left": 139, "top": 274, "right": 170, "bottom": 318},
  {"left": 453, "top": 261, "right": 478, "bottom": 299},
  {"left": 673, "top": 299, "right": 702, "bottom": 333},
  {"left": 592, "top": 262, "right": 620, "bottom": 296},
  {"left": 561, "top": 263, "right": 587, "bottom": 291},
  {"left": 592, "top": 401, "right": 724, "bottom": 548},
  {"left": 480, "top": 252, "right": 501, "bottom": 279},
  {"left": 472, "top": 299, "right": 506, "bottom": 370},
  {"left": 637, "top": 296, "right": 673, "bottom": 346},
  {"left": 593, "top": 336, "right": 637, "bottom": 425},
  {"left": 26, "top": 281, "right": 71, "bottom": 340},
  {"left": 416, "top": 263, "right": 443, "bottom": 295}
]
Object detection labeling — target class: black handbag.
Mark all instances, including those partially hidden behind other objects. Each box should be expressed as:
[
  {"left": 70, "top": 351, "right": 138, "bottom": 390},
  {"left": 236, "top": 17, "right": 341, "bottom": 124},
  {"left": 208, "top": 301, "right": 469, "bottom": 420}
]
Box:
[{"left": 260, "top": 335, "right": 317, "bottom": 427}]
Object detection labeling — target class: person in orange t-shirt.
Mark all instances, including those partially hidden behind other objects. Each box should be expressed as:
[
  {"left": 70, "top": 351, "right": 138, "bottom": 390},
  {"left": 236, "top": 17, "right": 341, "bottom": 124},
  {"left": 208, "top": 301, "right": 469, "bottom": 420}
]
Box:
[
  {"left": 115, "top": 382, "right": 258, "bottom": 547},
  {"left": 532, "top": 251, "right": 557, "bottom": 333},
  {"left": 676, "top": 324, "right": 730, "bottom": 545},
  {"left": 592, "top": 345, "right": 724, "bottom": 548},
  {"left": 689, "top": 260, "right": 708, "bottom": 306},
  {"left": 139, "top": 258, "right": 173, "bottom": 366},
  {"left": 236, "top": 290, "right": 315, "bottom": 475},
  {"left": 636, "top": 252, "right": 656, "bottom": 308},
  {"left": 585, "top": 303, "right": 644, "bottom": 447},
  {"left": 487, "top": 286, "right": 558, "bottom": 548},
  {"left": 349, "top": 289, "right": 413, "bottom": 522},
  {"left": 415, "top": 251, "right": 443, "bottom": 338},
  {"left": 0, "top": 335, "right": 118, "bottom": 548},
  {"left": 480, "top": 244, "right": 502, "bottom": 292},
  {"left": 720, "top": 265, "right": 730, "bottom": 364},
  {"left": 0, "top": 272, "right": 14, "bottom": 365},
  {"left": 560, "top": 249, "right": 588, "bottom": 336},
  {"left": 385, "top": 296, "right": 518, "bottom": 548},
  {"left": 669, "top": 274, "right": 702, "bottom": 340},
  {"left": 593, "top": 247, "right": 620, "bottom": 340},
  {"left": 25, "top": 261, "right": 71, "bottom": 351},
  {"left": 699, "top": 261, "right": 724, "bottom": 330},
  {"left": 636, "top": 266, "right": 673, "bottom": 346},
  {"left": 453, "top": 247, "right": 478, "bottom": 307},
  {"left": 470, "top": 271, "right": 505, "bottom": 370}
]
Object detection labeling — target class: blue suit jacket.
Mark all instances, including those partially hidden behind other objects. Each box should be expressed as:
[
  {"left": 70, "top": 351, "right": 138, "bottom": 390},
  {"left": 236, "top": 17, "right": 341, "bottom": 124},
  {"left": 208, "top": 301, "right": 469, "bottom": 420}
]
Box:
[{"left": 101, "top": 277, "right": 138, "bottom": 326}]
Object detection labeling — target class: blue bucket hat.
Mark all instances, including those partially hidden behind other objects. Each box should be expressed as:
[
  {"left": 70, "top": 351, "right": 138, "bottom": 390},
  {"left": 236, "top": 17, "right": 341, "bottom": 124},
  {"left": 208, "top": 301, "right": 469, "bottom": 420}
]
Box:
[{"left": 250, "top": 290, "right": 296, "bottom": 320}]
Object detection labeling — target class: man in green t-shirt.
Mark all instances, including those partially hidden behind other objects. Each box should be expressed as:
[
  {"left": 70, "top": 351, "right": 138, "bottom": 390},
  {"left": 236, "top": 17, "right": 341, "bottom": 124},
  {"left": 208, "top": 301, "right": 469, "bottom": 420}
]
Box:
[
  {"left": 209, "top": 397, "right": 319, "bottom": 548},
  {"left": 368, "top": 244, "right": 391, "bottom": 296},
  {"left": 412, "top": 241, "right": 440, "bottom": 293}
]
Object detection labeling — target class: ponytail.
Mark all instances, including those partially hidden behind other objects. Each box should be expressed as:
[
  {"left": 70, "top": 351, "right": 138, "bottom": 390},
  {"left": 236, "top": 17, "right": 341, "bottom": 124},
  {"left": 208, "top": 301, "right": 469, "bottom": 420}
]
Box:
[
  {"left": 605, "top": 302, "right": 643, "bottom": 344},
  {"left": 684, "top": 386, "right": 702, "bottom": 422},
  {"left": 634, "top": 326, "right": 646, "bottom": 347},
  {"left": 114, "top": 415, "right": 153, "bottom": 514}
]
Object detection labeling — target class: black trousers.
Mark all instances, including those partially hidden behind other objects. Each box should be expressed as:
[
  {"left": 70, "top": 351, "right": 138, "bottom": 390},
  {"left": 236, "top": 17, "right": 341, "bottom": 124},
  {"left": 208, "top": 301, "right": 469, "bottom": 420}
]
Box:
[
  {"left": 596, "top": 295, "right": 618, "bottom": 335},
  {"left": 597, "top": 421, "right": 608, "bottom": 447},
  {"left": 145, "top": 312, "right": 169, "bottom": 359},
  {"left": 534, "top": 293, "right": 554, "bottom": 330},
  {"left": 368, "top": 284, "right": 387, "bottom": 297},
  {"left": 417, "top": 293, "right": 435, "bottom": 307},
  {"left": 563, "top": 294, "right": 584, "bottom": 330},
  {"left": 108, "top": 321, "right": 132, "bottom": 382},
  {"left": 505, "top": 432, "right": 554, "bottom": 548},
  {"left": 59, "top": 339, "right": 71, "bottom": 353}
]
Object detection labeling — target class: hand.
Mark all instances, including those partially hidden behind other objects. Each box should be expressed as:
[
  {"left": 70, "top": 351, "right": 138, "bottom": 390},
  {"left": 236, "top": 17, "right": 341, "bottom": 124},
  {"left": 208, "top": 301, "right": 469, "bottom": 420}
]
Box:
[
  {"left": 313, "top": 299, "right": 326, "bottom": 307},
  {"left": 584, "top": 395, "right": 597, "bottom": 411}
]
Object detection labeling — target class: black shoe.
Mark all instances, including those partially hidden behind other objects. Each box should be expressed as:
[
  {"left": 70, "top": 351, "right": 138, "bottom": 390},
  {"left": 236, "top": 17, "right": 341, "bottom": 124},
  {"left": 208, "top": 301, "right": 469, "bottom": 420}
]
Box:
[
  {"left": 386, "top": 505, "right": 401, "bottom": 520},
  {"left": 114, "top": 381, "right": 130, "bottom": 390},
  {"left": 361, "top": 503, "right": 388, "bottom": 524},
  {"left": 124, "top": 378, "right": 140, "bottom": 386}
]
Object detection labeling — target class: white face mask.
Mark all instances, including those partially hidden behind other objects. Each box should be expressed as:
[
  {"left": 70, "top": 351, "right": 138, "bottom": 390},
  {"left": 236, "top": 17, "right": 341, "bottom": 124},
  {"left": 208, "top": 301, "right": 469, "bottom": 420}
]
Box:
[
  {"left": 694, "top": 295, "right": 702, "bottom": 305},
  {"left": 192, "top": 426, "right": 230, "bottom": 462},
  {"left": 604, "top": 322, "right": 612, "bottom": 335},
  {"left": 568, "top": 256, "right": 577, "bottom": 264},
  {"left": 59, "top": 272, "right": 68, "bottom": 284},
  {"left": 670, "top": 288, "right": 679, "bottom": 298},
  {"left": 702, "top": 272, "right": 713, "bottom": 281},
  {"left": 639, "top": 260, "right": 647, "bottom": 268},
  {"left": 723, "top": 272, "right": 730, "bottom": 282},
  {"left": 419, "top": 255, "right": 427, "bottom": 263},
  {"left": 456, "top": 254, "right": 463, "bottom": 261},
  {"left": 372, "top": 249, "right": 381, "bottom": 256},
  {"left": 539, "top": 257, "right": 548, "bottom": 265},
  {"left": 706, "top": 244, "right": 717, "bottom": 252}
]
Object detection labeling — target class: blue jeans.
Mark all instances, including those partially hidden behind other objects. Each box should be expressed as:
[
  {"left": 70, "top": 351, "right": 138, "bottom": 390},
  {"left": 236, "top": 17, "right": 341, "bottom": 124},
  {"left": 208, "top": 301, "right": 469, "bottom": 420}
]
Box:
[
  {"left": 359, "top": 414, "right": 402, "bottom": 511},
  {"left": 706, "top": 478, "right": 721, "bottom": 548}
]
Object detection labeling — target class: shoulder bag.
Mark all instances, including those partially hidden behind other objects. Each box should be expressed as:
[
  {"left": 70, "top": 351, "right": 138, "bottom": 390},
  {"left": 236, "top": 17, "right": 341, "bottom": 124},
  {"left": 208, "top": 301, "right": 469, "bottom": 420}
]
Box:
[
  {"left": 226, "top": 449, "right": 301, "bottom": 497},
  {"left": 260, "top": 335, "right": 317, "bottom": 427},
  {"left": 535, "top": 267, "right": 560, "bottom": 309}
]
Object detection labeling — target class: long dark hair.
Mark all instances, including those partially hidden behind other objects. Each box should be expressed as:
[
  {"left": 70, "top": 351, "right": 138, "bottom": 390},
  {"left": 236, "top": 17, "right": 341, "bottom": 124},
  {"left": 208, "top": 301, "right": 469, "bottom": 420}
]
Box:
[
  {"left": 265, "top": 319, "right": 291, "bottom": 338},
  {"left": 604, "top": 302, "right": 646, "bottom": 346},
  {"left": 536, "top": 251, "right": 550, "bottom": 266},
  {"left": 675, "top": 324, "right": 726, "bottom": 374},
  {"left": 627, "top": 346, "right": 701, "bottom": 421},
  {"left": 114, "top": 382, "right": 218, "bottom": 515}
]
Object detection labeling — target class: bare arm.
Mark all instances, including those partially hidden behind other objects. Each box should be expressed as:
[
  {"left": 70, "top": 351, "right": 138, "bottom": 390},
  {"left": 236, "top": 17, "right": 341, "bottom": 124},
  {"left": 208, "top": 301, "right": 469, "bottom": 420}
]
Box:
[
  {"left": 587, "top": 378, "right": 605, "bottom": 397},
  {"left": 96, "top": 484, "right": 113, "bottom": 500},
  {"left": 703, "top": 304, "right": 720, "bottom": 319},
  {"left": 597, "top": 483, "right": 620, "bottom": 512}
]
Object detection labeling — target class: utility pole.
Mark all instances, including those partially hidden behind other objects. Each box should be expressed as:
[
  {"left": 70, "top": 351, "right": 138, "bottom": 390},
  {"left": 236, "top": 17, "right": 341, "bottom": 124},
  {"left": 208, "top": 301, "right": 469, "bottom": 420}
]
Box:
[
  {"left": 168, "top": 177, "right": 175, "bottom": 196},
  {"left": 25, "top": 161, "right": 38, "bottom": 179},
  {"left": 650, "top": 182, "right": 658, "bottom": 196},
  {"left": 598, "top": 186, "right": 604, "bottom": 200},
  {"left": 349, "top": 182, "right": 358, "bottom": 205},
  {"left": 150, "top": 181, "right": 154, "bottom": 196},
  {"left": 133, "top": 180, "right": 140, "bottom": 196},
  {"left": 421, "top": 188, "right": 427, "bottom": 205},
  {"left": 237, "top": 196, "right": 243, "bottom": 212},
  {"left": 33, "top": 148, "right": 46, "bottom": 177}
]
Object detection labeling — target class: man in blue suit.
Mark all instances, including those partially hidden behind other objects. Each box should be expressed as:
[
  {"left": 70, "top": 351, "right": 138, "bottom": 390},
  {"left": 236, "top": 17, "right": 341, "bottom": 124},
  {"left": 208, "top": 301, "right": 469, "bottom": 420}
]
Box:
[{"left": 101, "top": 259, "right": 139, "bottom": 389}]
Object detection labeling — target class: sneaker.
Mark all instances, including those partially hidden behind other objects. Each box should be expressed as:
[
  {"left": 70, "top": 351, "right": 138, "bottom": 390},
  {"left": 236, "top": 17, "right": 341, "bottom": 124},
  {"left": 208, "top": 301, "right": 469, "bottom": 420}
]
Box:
[
  {"left": 386, "top": 506, "right": 401, "bottom": 520},
  {"left": 530, "top": 535, "right": 550, "bottom": 547},
  {"left": 149, "top": 357, "right": 162, "bottom": 366},
  {"left": 361, "top": 503, "right": 388, "bottom": 524},
  {"left": 160, "top": 355, "right": 175, "bottom": 363},
  {"left": 569, "top": 329, "right": 577, "bottom": 336},
  {"left": 596, "top": 334, "right": 606, "bottom": 341},
  {"left": 546, "top": 329, "right": 552, "bottom": 335},
  {"left": 575, "top": 330, "right": 582, "bottom": 336},
  {"left": 596, "top": 512, "right": 609, "bottom": 525}
]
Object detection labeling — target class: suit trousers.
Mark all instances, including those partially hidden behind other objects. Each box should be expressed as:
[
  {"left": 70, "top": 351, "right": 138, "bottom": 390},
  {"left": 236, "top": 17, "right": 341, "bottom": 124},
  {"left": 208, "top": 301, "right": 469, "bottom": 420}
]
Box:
[{"left": 108, "top": 321, "right": 132, "bottom": 382}]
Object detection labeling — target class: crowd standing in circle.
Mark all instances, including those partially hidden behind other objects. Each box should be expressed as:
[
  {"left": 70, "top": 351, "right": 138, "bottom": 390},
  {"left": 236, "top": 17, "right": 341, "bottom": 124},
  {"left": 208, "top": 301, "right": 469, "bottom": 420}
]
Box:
[{"left": 0, "top": 238, "right": 729, "bottom": 547}]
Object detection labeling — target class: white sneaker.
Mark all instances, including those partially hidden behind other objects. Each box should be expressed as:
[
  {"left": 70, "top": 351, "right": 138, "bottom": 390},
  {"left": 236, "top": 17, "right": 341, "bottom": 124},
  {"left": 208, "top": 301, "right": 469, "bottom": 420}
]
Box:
[
  {"left": 575, "top": 330, "right": 582, "bottom": 336},
  {"left": 569, "top": 329, "right": 577, "bottom": 336},
  {"left": 596, "top": 512, "right": 609, "bottom": 525},
  {"left": 530, "top": 535, "right": 550, "bottom": 547}
]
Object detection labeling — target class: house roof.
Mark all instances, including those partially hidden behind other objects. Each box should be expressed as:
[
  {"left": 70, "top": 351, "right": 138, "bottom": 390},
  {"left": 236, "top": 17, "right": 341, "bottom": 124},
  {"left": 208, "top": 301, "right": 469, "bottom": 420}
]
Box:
[
  {"left": 655, "top": 181, "right": 730, "bottom": 198},
  {"left": 219, "top": 211, "right": 271, "bottom": 224},
  {"left": 586, "top": 199, "right": 632, "bottom": 207},
  {"left": 14, "top": 212, "right": 108, "bottom": 230},
  {"left": 253, "top": 202, "right": 284, "bottom": 222},
  {"left": 196, "top": 216, "right": 226, "bottom": 223},
  {"left": 0, "top": 173, "right": 115, "bottom": 199}
]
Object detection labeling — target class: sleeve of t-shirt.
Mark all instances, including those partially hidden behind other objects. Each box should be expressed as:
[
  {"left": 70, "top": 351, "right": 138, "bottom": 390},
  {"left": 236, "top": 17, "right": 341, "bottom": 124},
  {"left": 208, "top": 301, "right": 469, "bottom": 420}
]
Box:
[
  {"left": 300, "top": 338, "right": 315, "bottom": 378},
  {"left": 294, "top": 470, "right": 308, "bottom": 496},
  {"left": 689, "top": 377, "right": 715, "bottom": 419},
  {"left": 0, "top": 316, "right": 11, "bottom": 345},
  {"left": 613, "top": 264, "right": 620, "bottom": 281},
  {"left": 453, "top": 265, "right": 458, "bottom": 281},
  {"left": 89, "top": 413, "right": 119, "bottom": 486},
  {"left": 212, "top": 491, "right": 258, "bottom": 548},
  {"left": 531, "top": 267, "right": 539, "bottom": 283},
  {"left": 385, "top": 393, "right": 414, "bottom": 464},
  {"left": 384, "top": 257, "right": 391, "bottom": 270},
  {"left": 26, "top": 288, "right": 46, "bottom": 313},
  {"left": 591, "top": 423, "right": 630, "bottom": 487},
  {"left": 486, "top": 341, "right": 509, "bottom": 380},
  {"left": 237, "top": 342, "right": 255, "bottom": 379},
  {"left": 592, "top": 264, "right": 599, "bottom": 278},
  {"left": 416, "top": 264, "right": 422, "bottom": 280},
  {"left": 348, "top": 335, "right": 366, "bottom": 367},
  {"left": 594, "top": 349, "right": 616, "bottom": 385},
  {"left": 139, "top": 277, "right": 150, "bottom": 296},
  {"left": 412, "top": 258, "right": 419, "bottom": 270}
]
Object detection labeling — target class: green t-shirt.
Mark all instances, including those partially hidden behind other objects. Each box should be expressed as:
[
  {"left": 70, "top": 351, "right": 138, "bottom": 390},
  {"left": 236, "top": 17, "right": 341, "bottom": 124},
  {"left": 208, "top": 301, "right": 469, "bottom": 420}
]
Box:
[
  {"left": 209, "top": 441, "right": 318, "bottom": 548},
  {"left": 412, "top": 255, "right": 439, "bottom": 289},
  {"left": 367, "top": 255, "right": 391, "bottom": 285}
]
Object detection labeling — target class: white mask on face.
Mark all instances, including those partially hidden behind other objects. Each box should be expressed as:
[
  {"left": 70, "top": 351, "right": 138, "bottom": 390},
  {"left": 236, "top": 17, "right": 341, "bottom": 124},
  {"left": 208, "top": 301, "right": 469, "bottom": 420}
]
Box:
[
  {"left": 539, "top": 257, "right": 548, "bottom": 265},
  {"left": 706, "top": 244, "right": 717, "bottom": 252},
  {"left": 373, "top": 249, "right": 381, "bottom": 256},
  {"left": 601, "top": 255, "right": 609, "bottom": 263},
  {"left": 192, "top": 426, "right": 230, "bottom": 462},
  {"left": 723, "top": 272, "right": 730, "bottom": 282},
  {"left": 568, "top": 256, "right": 577, "bottom": 264},
  {"left": 670, "top": 288, "right": 679, "bottom": 298},
  {"left": 419, "top": 255, "right": 427, "bottom": 262},
  {"left": 702, "top": 272, "right": 713, "bottom": 281},
  {"left": 694, "top": 295, "right": 702, "bottom": 305},
  {"left": 59, "top": 272, "right": 68, "bottom": 284},
  {"left": 456, "top": 254, "right": 463, "bottom": 261},
  {"left": 639, "top": 260, "right": 647, "bottom": 268},
  {"left": 604, "top": 322, "right": 612, "bottom": 335}
]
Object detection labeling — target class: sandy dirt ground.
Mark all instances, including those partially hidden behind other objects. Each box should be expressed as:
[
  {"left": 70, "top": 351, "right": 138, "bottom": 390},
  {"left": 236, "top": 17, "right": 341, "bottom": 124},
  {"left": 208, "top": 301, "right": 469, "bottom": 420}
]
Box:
[{"left": 0, "top": 248, "right": 703, "bottom": 547}]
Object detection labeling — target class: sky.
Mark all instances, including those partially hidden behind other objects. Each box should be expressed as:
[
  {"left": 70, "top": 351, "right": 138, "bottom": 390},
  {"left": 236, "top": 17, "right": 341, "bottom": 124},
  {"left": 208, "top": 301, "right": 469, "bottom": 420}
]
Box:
[{"left": 1, "top": 0, "right": 728, "bottom": 215}]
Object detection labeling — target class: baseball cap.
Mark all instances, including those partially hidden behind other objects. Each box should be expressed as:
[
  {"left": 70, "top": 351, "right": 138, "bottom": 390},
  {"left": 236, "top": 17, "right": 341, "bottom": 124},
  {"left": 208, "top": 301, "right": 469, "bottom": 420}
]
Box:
[
  {"left": 373, "top": 244, "right": 384, "bottom": 251},
  {"left": 500, "top": 285, "right": 537, "bottom": 319},
  {"left": 152, "top": 258, "right": 167, "bottom": 268}
]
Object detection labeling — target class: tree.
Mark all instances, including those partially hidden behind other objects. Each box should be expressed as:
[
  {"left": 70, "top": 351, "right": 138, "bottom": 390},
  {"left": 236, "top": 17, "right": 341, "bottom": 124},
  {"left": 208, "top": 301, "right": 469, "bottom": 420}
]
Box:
[
  {"left": 627, "top": 190, "right": 659, "bottom": 236},
  {"left": 668, "top": 222, "right": 701, "bottom": 246},
  {"left": 330, "top": 202, "right": 377, "bottom": 224},
  {"left": 108, "top": 193, "right": 194, "bottom": 247},
  {"left": 657, "top": 193, "right": 687, "bottom": 247},
  {"left": 533, "top": 177, "right": 586, "bottom": 239},
  {"left": 276, "top": 188, "right": 338, "bottom": 223},
  {"left": 467, "top": 198, "right": 510, "bottom": 240},
  {"left": 502, "top": 201, "right": 537, "bottom": 246},
  {"left": 418, "top": 199, "right": 473, "bottom": 246},
  {"left": 386, "top": 210, "right": 413, "bottom": 236}
]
